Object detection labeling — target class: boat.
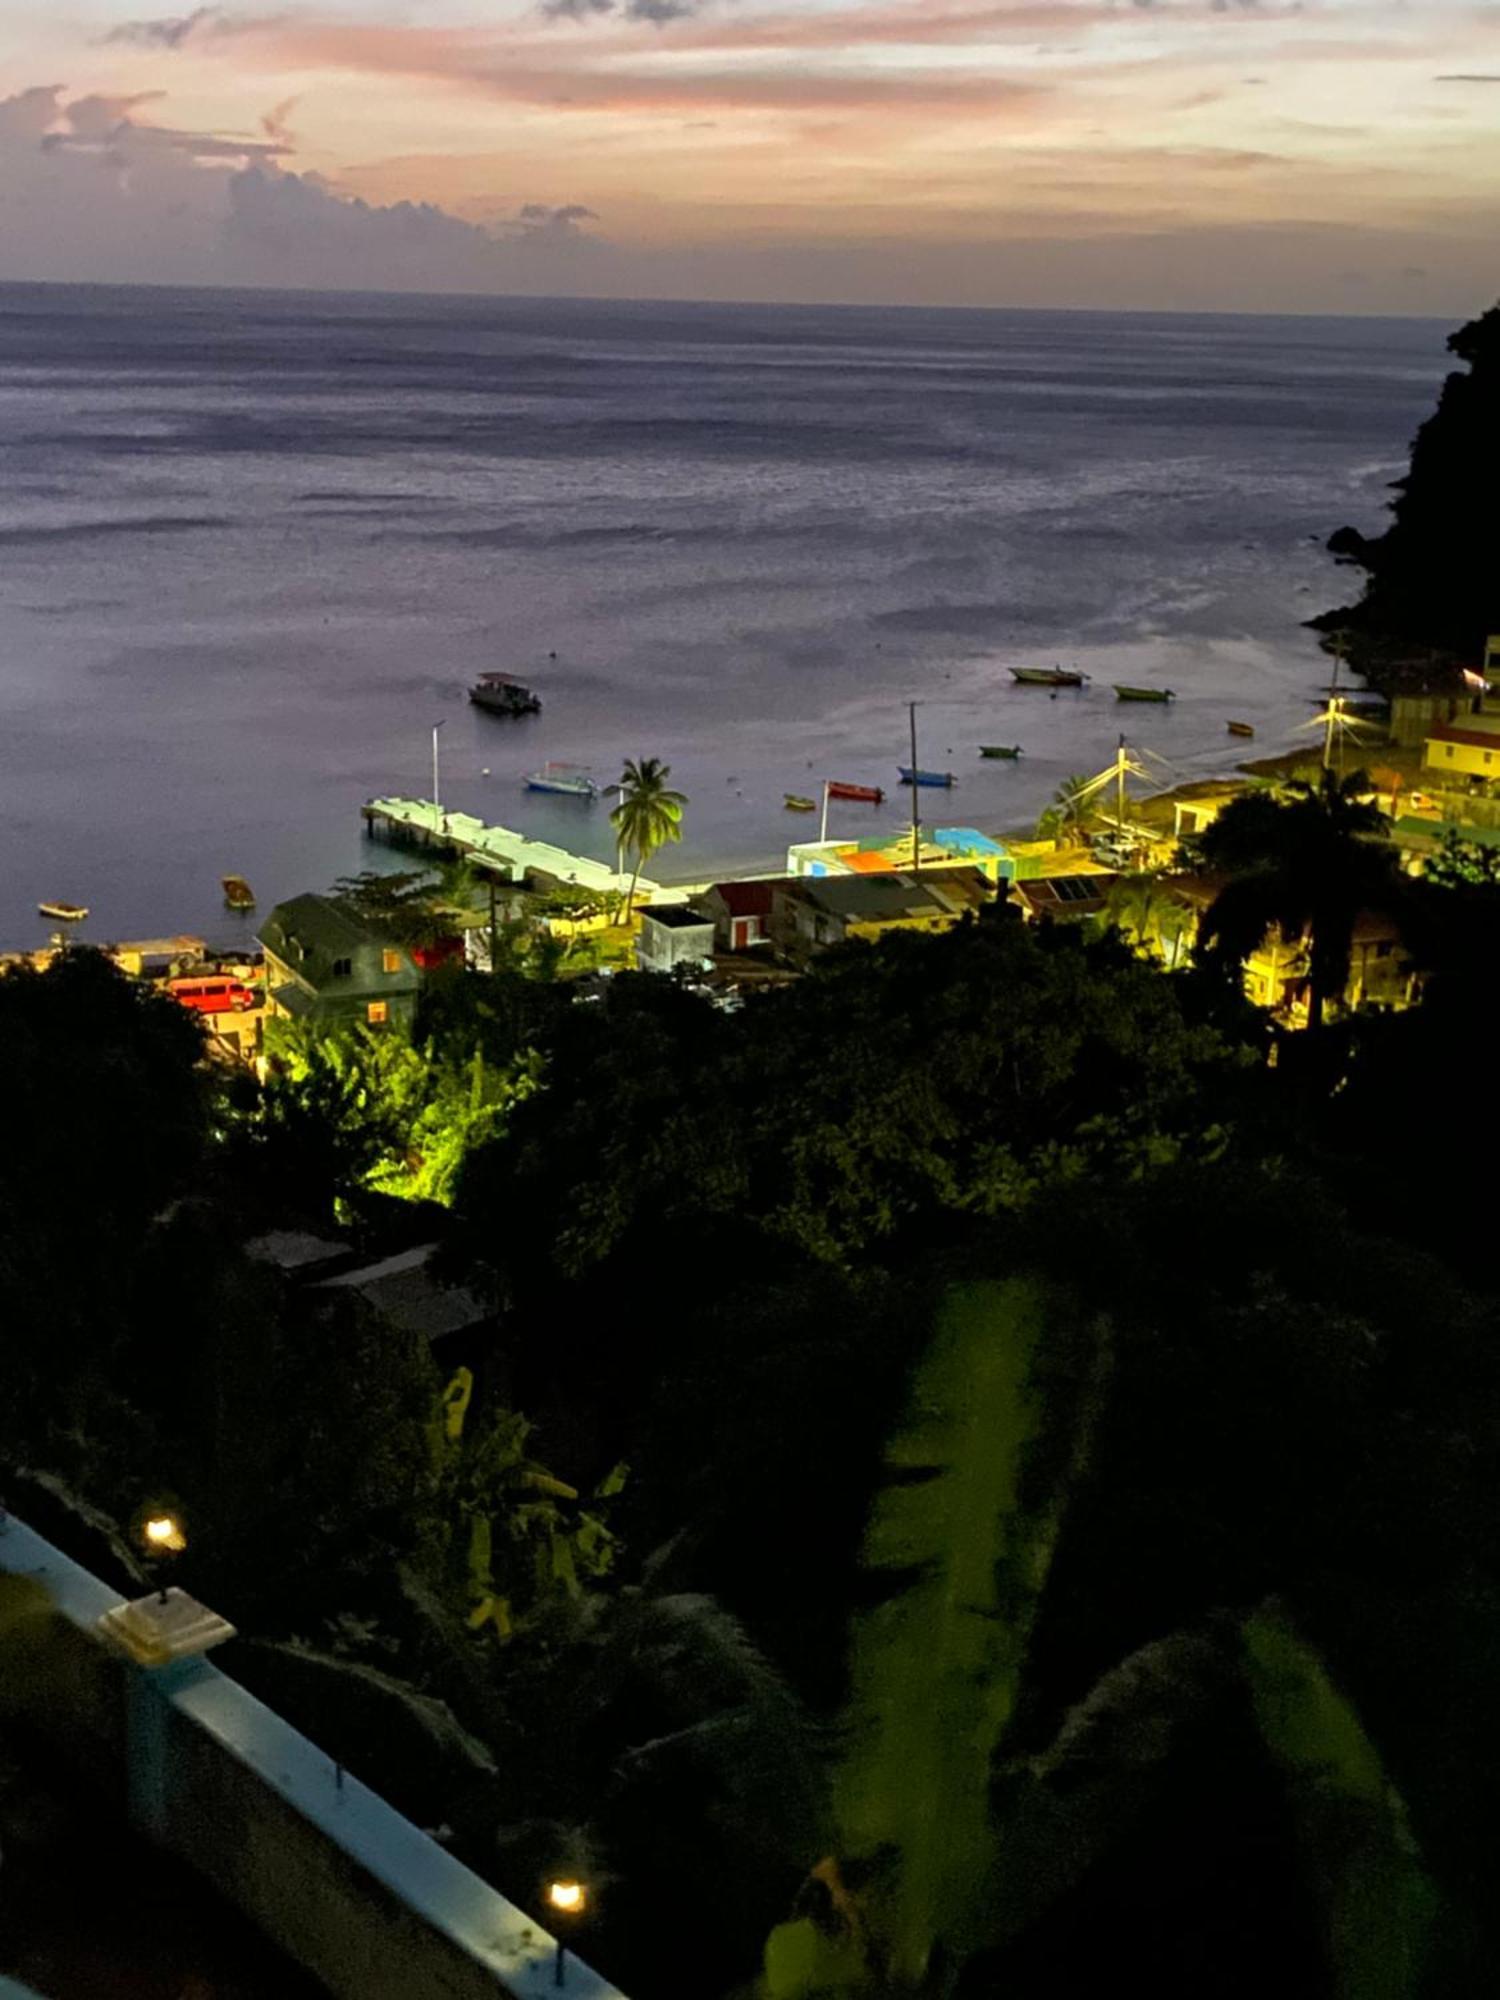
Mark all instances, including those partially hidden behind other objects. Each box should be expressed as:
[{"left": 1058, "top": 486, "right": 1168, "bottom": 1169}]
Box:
[
  {"left": 979, "top": 745, "right": 1022, "bottom": 760},
  {"left": 470, "top": 673, "right": 541, "bottom": 717},
  {"left": 1011, "top": 666, "right": 1087, "bottom": 688},
  {"left": 525, "top": 761, "right": 598, "bottom": 799},
  {"left": 825, "top": 781, "right": 885, "bottom": 804},
  {"left": 898, "top": 767, "right": 956, "bottom": 789},
  {"left": 1227, "top": 720, "right": 1256, "bottom": 739},
  {"left": 38, "top": 901, "right": 88, "bottom": 923},
  {"left": 221, "top": 875, "right": 256, "bottom": 912},
  {"left": 784, "top": 793, "right": 818, "bottom": 812},
  {"left": 1114, "top": 685, "right": 1174, "bottom": 704}
]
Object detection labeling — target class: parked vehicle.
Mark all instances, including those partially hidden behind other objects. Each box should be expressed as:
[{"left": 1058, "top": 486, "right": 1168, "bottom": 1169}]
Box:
[{"left": 167, "top": 974, "right": 258, "bottom": 1014}]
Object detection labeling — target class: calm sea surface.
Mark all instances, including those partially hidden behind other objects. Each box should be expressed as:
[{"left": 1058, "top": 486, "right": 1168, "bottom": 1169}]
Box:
[{"left": 0, "top": 283, "right": 1450, "bottom": 949}]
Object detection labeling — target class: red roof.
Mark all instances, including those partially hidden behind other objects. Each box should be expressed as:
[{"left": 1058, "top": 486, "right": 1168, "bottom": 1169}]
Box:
[
  {"left": 712, "top": 880, "right": 776, "bottom": 917},
  {"left": 1429, "top": 723, "right": 1500, "bottom": 752}
]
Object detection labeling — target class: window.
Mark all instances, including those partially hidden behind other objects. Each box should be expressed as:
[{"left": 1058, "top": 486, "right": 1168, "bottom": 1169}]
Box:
[
  {"left": 382, "top": 948, "right": 402, "bottom": 974},
  {"left": 1445, "top": 746, "right": 1454, "bottom": 759},
  {"left": 366, "top": 1000, "right": 389, "bottom": 1025},
  {"left": 1375, "top": 941, "right": 1393, "bottom": 959},
  {"left": 331, "top": 956, "right": 353, "bottom": 978}
]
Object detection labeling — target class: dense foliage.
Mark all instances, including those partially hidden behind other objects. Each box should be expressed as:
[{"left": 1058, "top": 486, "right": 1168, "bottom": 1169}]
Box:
[
  {"left": 1318, "top": 298, "right": 1500, "bottom": 675},
  {"left": 3, "top": 890, "right": 1499, "bottom": 1996}
]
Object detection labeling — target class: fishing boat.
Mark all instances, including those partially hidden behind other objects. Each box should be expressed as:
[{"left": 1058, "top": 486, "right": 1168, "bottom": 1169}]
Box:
[
  {"left": 1011, "top": 666, "right": 1087, "bottom": 688},
  {"left": 825, "top": 780, "right": 885, "bottom": 804},
  {"left": 38, "top": 900, "right": 88, "bottom": 923},
  {"left": 979, "top": 744, "right": 1022, "bottom": 760},
  {"left": 525, "top": 761, "right": 598, "bottom": 799},
  {"left": 1114, "top": 685, "right": 1175, "bottom": 704},
  {"left": 898, "top": 767, "right": 956, "bottom": 789},
  {"left": 784, "top": 793, "right": 818, "bottom": 812},
  {"left": 1227, "top": 720, "right": 1256, "bottom": 739},
  {"left": 470, "top": 673, "right": 541, "bottom": 717},
  {"left": 221, "top": 875, "right": 256, "bottom": 912}
]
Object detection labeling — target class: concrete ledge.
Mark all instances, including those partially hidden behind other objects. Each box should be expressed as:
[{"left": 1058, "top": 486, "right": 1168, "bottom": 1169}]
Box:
[{"left": 0, "top": 1518, "right": 625, "bottom": 2000}]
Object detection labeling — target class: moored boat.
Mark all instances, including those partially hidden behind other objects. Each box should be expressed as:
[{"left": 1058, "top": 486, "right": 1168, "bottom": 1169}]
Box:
[
  {"left": 899, "top": 766, "right": 956, "bottom": 789},
  {"left": 784, "top": 793, "right": 818, "bottom": 812},
  {"left": 1012, "top": 666, "right": 1087, "bottom": 688},
  {"left": 221, "top": 875, "right": 256, "bottom": 912},
  {"left": 1114, "top": 685, "right": 1174, "bottom": 703},
  {"left": 38, "top": 900, "right": 88, "bottom": 923},
  {"left": 1227, "top": 720, "right": 1255, "bottom": 739},
  {"left": 525, "top": 761, "right": 598, "bottom": 799},
  {"left": 979, "top": 744, "right": 1022, "bottom": 760},
  {"left": 470, "top": 673, "right": 541, "bottom": 717},
  {"left": 825, "top": 780, "right": 885, "bottom": 803}
]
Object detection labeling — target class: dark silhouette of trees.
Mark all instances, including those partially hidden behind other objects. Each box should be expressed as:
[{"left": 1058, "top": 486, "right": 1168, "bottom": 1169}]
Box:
[{"left": 1317, "top": 300, "right": 1500, "bottom": 675}]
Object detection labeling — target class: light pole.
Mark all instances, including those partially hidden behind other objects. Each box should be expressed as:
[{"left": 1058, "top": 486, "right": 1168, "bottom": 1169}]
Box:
[
  {"left": 432, "top": 721, "right": 446, "bottom": 832},
  {"left": 546, "top": 1878, "right": 587, "bottom": 1987}
]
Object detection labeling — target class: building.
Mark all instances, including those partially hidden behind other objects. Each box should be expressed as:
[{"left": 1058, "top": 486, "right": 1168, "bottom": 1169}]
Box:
[
  {"left": 636, "top": 903, "right": 716, "bottom": 974},
  {"left": 694, "top": 879, "right": 780, "bottom": 953},
  {"left": 1423, "top": 713, "right": 1500, "bottom": 785},
  {"left": 259, "top": 893, "right": 421, "bottom": 1030},
  {"left": 770, "top": 868, "right": 990, "bottom": 959},
  {"left": 1166, "top": 874, "right": 1415, "bottom": 1018},
  {"left": 1012, "top": 872, "right": 1118, "bottom": 923}
]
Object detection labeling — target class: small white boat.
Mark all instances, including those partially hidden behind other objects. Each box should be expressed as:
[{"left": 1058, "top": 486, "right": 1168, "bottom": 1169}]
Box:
[
  {"left": 524, "top": 761, "right": 599, "bottom": 800},
  {"left": 38, "top": 900, "right": 88, "bottom": 923}
]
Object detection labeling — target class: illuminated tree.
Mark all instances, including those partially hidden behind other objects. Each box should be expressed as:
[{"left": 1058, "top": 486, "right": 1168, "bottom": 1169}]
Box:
[
  {"left": 1195, "top": 768, "right": 1396, "bottom": 1029},
  {"left": 611, "top": 757, "right": 687, "bottom": 919},
  {"left": 1036, "top": 772, "right": 1097, "bottom": 845}
]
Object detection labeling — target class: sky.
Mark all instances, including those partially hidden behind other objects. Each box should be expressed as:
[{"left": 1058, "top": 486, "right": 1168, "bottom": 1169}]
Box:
[{"left": 2, "top": 1, "right": 1499, "bottom": 311}]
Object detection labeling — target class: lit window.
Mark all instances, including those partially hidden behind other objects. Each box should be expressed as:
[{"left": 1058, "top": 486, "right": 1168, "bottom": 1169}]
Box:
[
  {"left": 331, "top": 956, "right": 353, "bottom": 977},
  {"left": 382, "top": 949, "right": 402, "bottom": 974},
  {"left": 367, "top": 1000, "right": 389, "bottom": 1025}
]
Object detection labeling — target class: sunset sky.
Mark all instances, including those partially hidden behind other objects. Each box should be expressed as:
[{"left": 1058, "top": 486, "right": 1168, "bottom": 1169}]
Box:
[{"left": 3, "top": 1, "right": 1499, "bottom": 310}]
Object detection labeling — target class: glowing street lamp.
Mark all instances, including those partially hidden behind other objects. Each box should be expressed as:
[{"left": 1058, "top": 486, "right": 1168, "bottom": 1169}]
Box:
[
  {"left": 546, "top": 1878, "right": 588, "bottom": 1986},
  {"left": 142, "top": 1514, "right": 186, "bottom": 1555}
]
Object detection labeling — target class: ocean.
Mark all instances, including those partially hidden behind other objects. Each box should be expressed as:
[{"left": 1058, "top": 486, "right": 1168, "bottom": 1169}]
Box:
[{"left": 0, "top": 282, "right": 1451, "bottom": 950}]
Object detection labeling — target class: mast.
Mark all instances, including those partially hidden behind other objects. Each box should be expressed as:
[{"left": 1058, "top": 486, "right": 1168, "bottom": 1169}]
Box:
[{"left": 909, "top": 700, "right": 921, "bottom": 872}]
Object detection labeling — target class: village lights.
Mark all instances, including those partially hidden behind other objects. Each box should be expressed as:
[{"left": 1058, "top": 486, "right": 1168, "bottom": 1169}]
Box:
[{"left": 546, "top": 1877, "right": 588, "bottom": 1986}]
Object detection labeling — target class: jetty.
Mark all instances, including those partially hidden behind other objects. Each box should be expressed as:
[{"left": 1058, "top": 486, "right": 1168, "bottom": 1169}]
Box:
[{"left": 362, "top": 795, "right": 661, "bottom": 901}]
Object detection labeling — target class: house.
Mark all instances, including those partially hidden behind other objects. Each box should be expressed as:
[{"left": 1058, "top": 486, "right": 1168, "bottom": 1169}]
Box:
[
  {"left": 259, "top": 893, "right": 421, "bottom": 1030},
  {"left": 694, "top": 879, "right": 780, "bottom": 953},
  {"left": 1423, "top": 714, "right": 1500, "bottom": 785},
  {"left": 636, "top": 903, "right": 716, "bottom": 974},
  {"left": 770, "top": 867, "right": 990, "bottom": 959},
  {"left": 1012, "top": 872, "right": 1117, "bottom": 923},
  {"left": 1165, "top": 874, "right": 1415, "bottom": 1019}
]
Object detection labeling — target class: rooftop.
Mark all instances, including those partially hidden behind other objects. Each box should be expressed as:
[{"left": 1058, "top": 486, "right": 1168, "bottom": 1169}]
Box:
[
  {"left": 791, "top": 867, "right": 986, "bottom": 922},
  {"left": 640, "top": 904, "right": 714, "bottom": 930}
]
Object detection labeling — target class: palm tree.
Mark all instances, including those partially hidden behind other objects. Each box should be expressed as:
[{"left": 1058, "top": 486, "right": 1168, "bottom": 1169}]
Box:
[
  {"left": 1195, "top": 768, "right": 1395, "bottom": 1030},
  {"left": 1036, "top": 772, "right": 1097, "bottom": 846},
  {"left": 611, "top": 758, "right": 687, "bottom": 922}
]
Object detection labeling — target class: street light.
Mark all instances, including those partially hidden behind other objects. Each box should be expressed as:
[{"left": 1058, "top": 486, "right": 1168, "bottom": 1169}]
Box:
[
  {"left": 140, "top": 1510, "right": 186, "bottom": 1600},
  {"left": 546, "top": 1878, "right": 588, "bottom": 1986},
  {"left": 432, "top": 721, "right": 446, "bottom": 832}
]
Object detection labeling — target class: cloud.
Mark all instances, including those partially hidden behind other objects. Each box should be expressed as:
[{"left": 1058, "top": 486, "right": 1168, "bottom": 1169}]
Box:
[
  {"left": 100, "top": 7, "right": 221, "bottom": 50},
  {"left": 541, "top": 0, "right": 708, "bottom": 20},
  {"left": 513, "top": 200, "right": 600, "bottom": 242},
  {"left": 260, "top": 95, "right": 299, "bottom": 145}
]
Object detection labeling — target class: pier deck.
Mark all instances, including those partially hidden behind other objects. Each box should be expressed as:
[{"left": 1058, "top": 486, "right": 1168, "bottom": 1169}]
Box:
[{"left": 362, "top": 795, "right": 665, "bottom": 901}]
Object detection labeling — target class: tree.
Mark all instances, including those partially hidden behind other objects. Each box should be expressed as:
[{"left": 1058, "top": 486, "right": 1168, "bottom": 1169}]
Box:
[
  {"left": 1035, "top": 772, "right": 1096, "bottom": 845},
  {"left": 1103, "top": 869, "right": 1195, "bottom": 968},
  {"left": 610, "top": 757, "right": 687, "bottom": 919},
  {"left": 1316, "top": 299, "right": 1500, "bottom": 676},
  {"left": 1195, "top": 769, "right": 1397, "bottom": 1029}
]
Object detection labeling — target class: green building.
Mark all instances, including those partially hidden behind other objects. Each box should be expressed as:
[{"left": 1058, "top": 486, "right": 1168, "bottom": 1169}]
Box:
[{"left": 259, "top": 893, "right": 421, "bottom": 1030}]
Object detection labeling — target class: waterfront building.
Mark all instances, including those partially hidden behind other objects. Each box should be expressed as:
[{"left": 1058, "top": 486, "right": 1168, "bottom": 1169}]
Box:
[{"left": 259, "top": 894, "right": 421, "bottom": 1030}]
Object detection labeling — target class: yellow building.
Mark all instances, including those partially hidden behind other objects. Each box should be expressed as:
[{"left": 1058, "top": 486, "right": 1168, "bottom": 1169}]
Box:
[{"left": 1423, "top": 715, "right": 1500, "bottom": 782}]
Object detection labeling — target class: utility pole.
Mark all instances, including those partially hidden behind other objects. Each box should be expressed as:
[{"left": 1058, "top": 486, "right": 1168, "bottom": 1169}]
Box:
[
  {"left": 1116, "top": 733, "right": 1127, "bottom": 834},
  {"left": 819, "top": 779, "right": 830, "bottom": 845},
  {"left": 909, "top": 700, "right": 921, "bottom": 872},
  {"left": 432, "top": 720, "right": 446, "bottom": 832}
]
